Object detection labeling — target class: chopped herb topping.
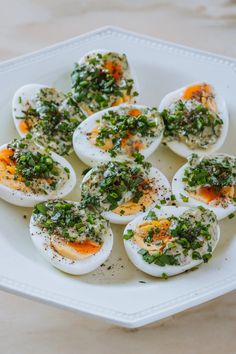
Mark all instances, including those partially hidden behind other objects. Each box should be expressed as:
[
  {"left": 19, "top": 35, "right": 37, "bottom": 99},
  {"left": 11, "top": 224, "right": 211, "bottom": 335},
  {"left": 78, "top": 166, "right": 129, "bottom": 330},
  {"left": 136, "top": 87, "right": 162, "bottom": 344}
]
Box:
[
  {"left": 131, "top": 207, "right": 218, "bottom": 267},
  {"left": 184, "top": 154, "right": 236, "bottom": 189},
  {"left": 161, "top": 272, "right": 169, "bottom": 279},
  {"left": 161, "top": 99, "right": 223, "bottom": 149},
  {"left": 123, "top": 229, "right": 134, "bottom": 240},
  {"left": 182, "top": 154, "right": 236, "bottom": 207},
  {"left": 138, "top": 249, "right": 179, "bottom": 266},
  {"left": 17, "top": 87, "right": 86, "bottom": 156},
  {"left": 81, "top": 160, "right": 153, "bottom": 211},
  {"left": 91, "top": 107, "right": 162, "bottom": 157},
  {"left": 33, "top": 200, "right": 108, "bottom": 244},
  {"left": 6, "top": 139, "right": 68, "bottom": 194},
  {"left": 71, "top": 52, "right": 137, "bottom": 113},
  {"left": 180, "top": 193, "right": 189, "bottom": 203}
]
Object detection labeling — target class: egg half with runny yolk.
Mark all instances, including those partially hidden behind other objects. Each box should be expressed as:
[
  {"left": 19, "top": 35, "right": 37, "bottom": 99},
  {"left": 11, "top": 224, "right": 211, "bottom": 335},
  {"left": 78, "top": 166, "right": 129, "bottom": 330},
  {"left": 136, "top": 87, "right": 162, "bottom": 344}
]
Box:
[
  {"left": 73, "top": 104, "right": 164, "bottom": 167},
  {"left": 123, "top": 206, "right": 220, "bottom": 277},
  {"left": 159, "top": 82, "right": 228, "bottom": 158},
  {"left": 70, "top": 49, "right": 139, "bottom": 115},
  {"left": 172, "top": 153, "right": 236, "bottom": 220},
  {"left": 30, "top": 200, "right": 113, "bottom": 275},
  {"left": 81, "top": 160, "right": 171, "bottom": 224},
  {"left": 0, "top": 139, "right": 76, "bottom": 207}
]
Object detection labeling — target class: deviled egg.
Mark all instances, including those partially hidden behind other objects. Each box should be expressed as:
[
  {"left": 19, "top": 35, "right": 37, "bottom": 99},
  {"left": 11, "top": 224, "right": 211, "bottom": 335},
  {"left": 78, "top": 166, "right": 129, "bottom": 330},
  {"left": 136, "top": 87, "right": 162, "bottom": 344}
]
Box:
[
  {"left": 123, "top": 206, "right": 220, "bottom": 277},
  {"left": 159, "top": 82, "right": 228, "bottom": 158},
  {"left": 70, "top": 49, "right": 138, "bottom": 115},
  {"left": 13, "top": 84, "right": 86, "bottom": 155},
  {"left": 81, "top": 160, "right": 171, "bottom": 224},
  {"left": 172, "top": 153, "right": 236, "bottom": 220},
  {"left": 0, "top": 138, "right": 76, "bottom": 207},
  {"left": 73, "top": 104, "right": 164, "bottom": 166},
  {"left": 30, "top": 200, "right": 113, "bottom": 275}
]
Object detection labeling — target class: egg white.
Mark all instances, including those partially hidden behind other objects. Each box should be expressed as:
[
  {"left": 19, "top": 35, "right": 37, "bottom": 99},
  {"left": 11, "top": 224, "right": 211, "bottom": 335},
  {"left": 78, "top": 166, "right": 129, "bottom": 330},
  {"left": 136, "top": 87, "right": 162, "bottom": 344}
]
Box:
[
  {"left": 123, "top": 206, "right": 220, "bottom": 277},
  {"left": 30, "top": 201, "right": 113, "bottom": 275},
  {"left": 172, "top": 153, "right": 236, "bottom": 220},
  {"left": 81, "top": 164, "right": 171, "bottom": 224},
  {"left": 0, "top": 143, "right": 76, "bottom": 207},
  {"left": 73, "top": 104, "right": 163, "bottom": 167},
  {"left": 12, "top": 83, "right": 47, "bottom": 138},
  {"left": 158, "top": 82, "right": 229, "bottom": 158}
]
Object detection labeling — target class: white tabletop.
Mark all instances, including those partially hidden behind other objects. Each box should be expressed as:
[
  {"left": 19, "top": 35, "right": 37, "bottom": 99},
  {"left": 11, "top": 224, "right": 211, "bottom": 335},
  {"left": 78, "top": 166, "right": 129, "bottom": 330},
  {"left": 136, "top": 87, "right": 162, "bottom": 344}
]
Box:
[{"left": 0, "top": 1, "right": 236, "bottom": 353}]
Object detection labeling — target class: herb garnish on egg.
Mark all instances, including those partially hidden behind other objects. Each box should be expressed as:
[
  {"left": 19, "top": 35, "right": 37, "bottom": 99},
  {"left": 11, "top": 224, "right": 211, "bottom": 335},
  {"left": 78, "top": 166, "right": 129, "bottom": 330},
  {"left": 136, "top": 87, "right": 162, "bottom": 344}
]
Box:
[
  {"left": 158, "top": 82, "right": 228, "bottom": 158},
  {"left": 15, "top": 87, "right": 86, "bottom": 155},
  {"left": 81, "top": 160, "right": 153, "bottom": 211},
  {"left": 90, "top": 107, "right": 162, "bottom": 158},
  {"left": 30, "top": 200, "right": 113, "bottom": 274},
  {"left": 183, "top": 154, "right": 236, "bottom": 207},
  {"left": 1, "top": 138, "right": 70, "bottom": 194},
  {"left": 33, "top": 200, "right": 104, "bottom": 245},
  {"left": 161, "top": 99, "right": 223, "bottom": 149},
  {"left": 81, "top": 160, "right": 171, "bottom": 224},
  {"left": 73, "top": 104, "right": 164, "bottom": 166},
  {"left": 123, "top": 206, "right": 219, "bottom": 276},
  {"left": 71, "top": 51, "right": 138, "bottom": 114}
]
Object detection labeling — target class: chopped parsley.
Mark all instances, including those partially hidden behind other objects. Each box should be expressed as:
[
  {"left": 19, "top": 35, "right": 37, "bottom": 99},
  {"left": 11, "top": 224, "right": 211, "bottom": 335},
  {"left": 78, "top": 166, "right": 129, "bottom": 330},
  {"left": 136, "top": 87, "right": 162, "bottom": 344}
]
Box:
[
  {"left": 123, "top": 229, "right": 134, "bottom": 240},
  {"left": 33, "top": 200, "right": 106, "bottom": 244},
  {"left": 17, "top": 87, "right": 86, "bottom": 156},
  {"left": 7, "top": 139, "right": 67, "bottom": 193},
  {"left": 180, "top": 193, "right": 189, "bottom": 203},
  {"left": 71, "top": 52, "right": 136, "bottom": 112},
  {"left": 81, "top": 160, "right": 153, "bottom": 211},
  {"left": 138, "top": 249, "right": 179, "bottom": 266},
  {"left": 90, "top": 106, "right": 162, "bottom": 158},
  {"left": 161, "top": 99, "right": 223, "bottom": 149},
  {"left": 135, "top": 208, "right": 217, "bottom": 266},
  {"left": 183, "top": 154, "right": 236, "bottom": 194}
]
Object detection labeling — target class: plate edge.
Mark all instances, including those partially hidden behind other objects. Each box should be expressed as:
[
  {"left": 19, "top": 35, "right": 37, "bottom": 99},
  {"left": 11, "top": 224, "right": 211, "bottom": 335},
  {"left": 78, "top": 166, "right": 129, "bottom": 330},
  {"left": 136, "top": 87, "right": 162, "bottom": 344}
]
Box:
[
  {"left": 0, "top": 272, "right": 235, "bottom": 327},
  {"left": 0, "top": 25, "right": 236, "bottom": 327},
  {"left": 0, "top": 25, "right": 236, "bottom": 73}
]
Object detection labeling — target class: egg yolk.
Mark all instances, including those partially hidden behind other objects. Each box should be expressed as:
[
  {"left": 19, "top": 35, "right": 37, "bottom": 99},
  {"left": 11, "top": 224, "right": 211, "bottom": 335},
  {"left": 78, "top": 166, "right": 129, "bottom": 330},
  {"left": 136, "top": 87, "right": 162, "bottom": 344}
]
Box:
[
  {"left": 189, "top": 185, "right": 235, "bottom": 204},
  {"left": 127, "top": 108, "right": 142, "bottom": 117},
  {"left": 134, "top": 219, "right": 172, "bottom": 253},
  {"left": 51, "top": 236, "right": 101, "bottom": 261},
  {"left": 19, "top": 120, "right": 30, "bottom": 134},
  {"left": 113, "top": 179, "right": 155, "bottom": 216},
  {"left": 0, "top": 148, "right": 14, "bottom": 165},
  {"left": 104, "top": 60, "right": 123, "bottom": 81},
  {"left": 104, "top": 60, "right": 132, "bottom": 107},
  {"left": 0, "top": 148, "right": 30, "bottom": 192},
  {"left": 181, "top": 83, "right": 217, "bottom": 112},
  {"left": 0, "top": 147, "right": 56, "bottom": 193},
  {"left": 112, "top": 94, "right": 131, "bottom": 107}
]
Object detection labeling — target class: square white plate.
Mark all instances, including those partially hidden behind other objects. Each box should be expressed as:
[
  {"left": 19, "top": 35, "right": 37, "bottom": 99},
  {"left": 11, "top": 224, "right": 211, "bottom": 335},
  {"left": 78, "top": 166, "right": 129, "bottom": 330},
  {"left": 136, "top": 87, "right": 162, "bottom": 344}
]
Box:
[{"left": 0, "top": 26, "right": 235, "bottom": 328}]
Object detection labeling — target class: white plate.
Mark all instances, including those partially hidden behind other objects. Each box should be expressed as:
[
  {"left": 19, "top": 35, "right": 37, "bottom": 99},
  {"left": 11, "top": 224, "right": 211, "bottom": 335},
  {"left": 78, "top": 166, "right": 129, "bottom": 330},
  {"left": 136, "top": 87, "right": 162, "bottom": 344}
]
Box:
[{"left": 0, "top": 26, "right": 235, "bottom": 328}]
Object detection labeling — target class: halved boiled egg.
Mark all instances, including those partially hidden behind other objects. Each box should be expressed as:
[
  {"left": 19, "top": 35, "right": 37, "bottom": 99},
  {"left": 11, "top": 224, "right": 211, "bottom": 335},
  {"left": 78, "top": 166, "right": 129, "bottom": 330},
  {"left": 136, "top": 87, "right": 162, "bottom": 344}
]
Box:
[
  {"left": 12, "top": 84, "right": 86, "bottom": 155},
  {"left": 159, "top": 82, "right": 229, "bottom": 158},
  {"left": 30, "top": 200, "right": 113, "bottom": 275},
  {"left": 123, "top": 206, "right": 220, "bottom": 277},
  {"left": 81, "top": 160, "right": 171, "bottom": 224},
  {"left": 70, "top": 49, "right": 139, "bottom": 115},
  {"left": 172, "top": 153, "right": 236, "bottom": 220},
  {"left": 73, "top": 104, "right": 164, "bottom": 167},
  {"left": 0, "top": 138, "right": 76, "bottom": 207}
]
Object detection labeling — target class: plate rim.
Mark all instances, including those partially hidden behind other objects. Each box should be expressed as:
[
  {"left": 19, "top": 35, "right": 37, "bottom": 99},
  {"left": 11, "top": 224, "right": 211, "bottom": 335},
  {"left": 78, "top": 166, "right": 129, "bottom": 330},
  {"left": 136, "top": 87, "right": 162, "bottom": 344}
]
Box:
[{"left": 0, "top": 25, "right": 236, "bottom": 328}]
